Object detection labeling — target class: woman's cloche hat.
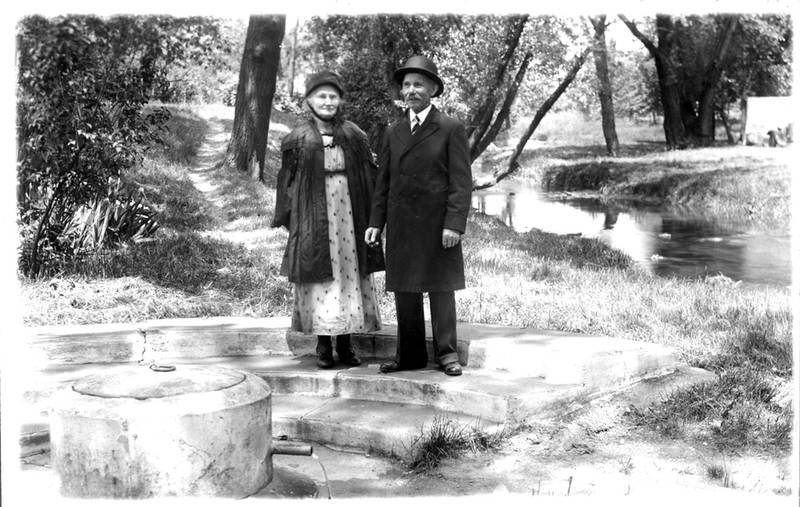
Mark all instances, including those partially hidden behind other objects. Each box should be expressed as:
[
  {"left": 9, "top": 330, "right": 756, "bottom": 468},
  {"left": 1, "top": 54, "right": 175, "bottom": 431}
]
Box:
[{"left": 305, "top": 70, "right": 345, "bottom": 98}]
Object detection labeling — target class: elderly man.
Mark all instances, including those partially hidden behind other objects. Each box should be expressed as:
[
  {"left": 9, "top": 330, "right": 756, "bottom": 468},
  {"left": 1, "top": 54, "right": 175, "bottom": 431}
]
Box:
[{"left": 365, "top": 55, "right": 472, "bottom": 376}]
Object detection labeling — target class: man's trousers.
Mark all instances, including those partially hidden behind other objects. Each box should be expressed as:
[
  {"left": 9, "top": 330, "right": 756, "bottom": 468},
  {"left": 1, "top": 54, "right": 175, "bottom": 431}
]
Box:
[{"left": 393, "top": 291, "right": 459, "bottom": 368}]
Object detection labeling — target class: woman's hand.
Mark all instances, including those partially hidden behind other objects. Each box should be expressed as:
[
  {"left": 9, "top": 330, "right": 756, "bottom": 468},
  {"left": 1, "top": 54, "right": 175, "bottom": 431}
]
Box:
[{"left": 365, "top": 227, "right": 382, "bottom": 248}]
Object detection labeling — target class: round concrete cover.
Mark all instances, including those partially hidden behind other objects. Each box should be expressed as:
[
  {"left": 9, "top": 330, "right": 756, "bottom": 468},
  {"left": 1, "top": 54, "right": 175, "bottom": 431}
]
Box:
[{"left": 71, "top": 366, "right": 246, "bottom": 399}]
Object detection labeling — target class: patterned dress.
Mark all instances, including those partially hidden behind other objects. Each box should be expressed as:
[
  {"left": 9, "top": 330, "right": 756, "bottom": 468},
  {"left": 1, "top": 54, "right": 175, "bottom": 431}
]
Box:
[{"left": 291, "top": 134, "right": 381, "bottom": 335}]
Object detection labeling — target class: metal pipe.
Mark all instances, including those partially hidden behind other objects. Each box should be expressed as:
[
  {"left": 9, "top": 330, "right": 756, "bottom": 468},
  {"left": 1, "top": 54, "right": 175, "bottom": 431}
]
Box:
[{"left": 271, "top": 441, "right": 313, "bottom": 456}]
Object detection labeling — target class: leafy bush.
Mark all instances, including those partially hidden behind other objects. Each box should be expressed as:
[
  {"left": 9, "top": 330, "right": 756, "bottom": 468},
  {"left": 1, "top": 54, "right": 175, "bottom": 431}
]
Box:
[
  {"left": 16, "top": 15, "right": 231, "bottom": 277},
  {"left": 16, "top": 16, "right": 171, "bottom": 276}
]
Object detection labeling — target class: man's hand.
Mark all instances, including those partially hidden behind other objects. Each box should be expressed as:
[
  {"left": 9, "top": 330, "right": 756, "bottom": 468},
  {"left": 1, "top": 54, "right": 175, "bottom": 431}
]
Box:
[
  {"left": 442, "top": 228, "right": 461, "bottom": 249},
  {"left": 365, "top": 227, "right": 382, "bottom": 248}
]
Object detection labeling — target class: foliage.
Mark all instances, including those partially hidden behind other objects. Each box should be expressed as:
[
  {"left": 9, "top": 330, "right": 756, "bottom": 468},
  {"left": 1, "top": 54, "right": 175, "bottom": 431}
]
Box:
[
  {"left": 620, "top": 13, "right": 792, "bottom": 145},
  {"left": 16, "top": 15, "right": 175, "bottom": 276},
  {"left": 62, "top": 181, "right": 159, "bottom": 253},
  {"left": 300, "top": 14, "right": 594, "bottom": 158},
  {"left": 717, "top": 14, "right": 793, "bottom": 102},
  {"left": 162, "top": 18, "right": 246, "bottom": 104},
  {"left": 675, "top": 14, "right": 792, "bottom": 104}
]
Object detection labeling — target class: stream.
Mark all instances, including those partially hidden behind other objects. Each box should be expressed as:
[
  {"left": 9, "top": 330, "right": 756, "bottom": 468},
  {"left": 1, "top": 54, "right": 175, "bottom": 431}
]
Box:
[{"left": 472, "top": 177, "right": 792, "bottom": 287}]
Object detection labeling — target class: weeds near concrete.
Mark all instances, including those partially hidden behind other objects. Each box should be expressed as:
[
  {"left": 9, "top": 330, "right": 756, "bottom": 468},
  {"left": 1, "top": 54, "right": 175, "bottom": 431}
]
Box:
[
  {"left": 406, "top": 416, "right": 513, "bottom": 472},
  {"left": 628, "top": 364, "right": 792, "bottom": 453},
  {"left": 706, "top": 461, "right": 736, "bottom": 488}
]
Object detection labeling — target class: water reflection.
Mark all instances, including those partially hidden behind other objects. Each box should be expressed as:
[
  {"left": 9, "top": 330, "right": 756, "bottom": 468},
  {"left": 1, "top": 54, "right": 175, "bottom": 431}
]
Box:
[{"left": 472, "top": 178, "right": 791, "bottom": 286}]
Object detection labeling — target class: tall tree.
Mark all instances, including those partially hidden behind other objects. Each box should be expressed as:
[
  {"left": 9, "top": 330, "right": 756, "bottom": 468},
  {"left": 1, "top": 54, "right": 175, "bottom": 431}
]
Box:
[
  {"left": 620, "top": 14, "right": 741, "bottom": 148},
  {"left": 223, "top": 15, "right": 285, "bottom": 181},
  {"left": 620, "top": 14, "right": 688, "bottom": 148},
  {"left": 589, "top": 15, "right": 620, "bottom": 156}
]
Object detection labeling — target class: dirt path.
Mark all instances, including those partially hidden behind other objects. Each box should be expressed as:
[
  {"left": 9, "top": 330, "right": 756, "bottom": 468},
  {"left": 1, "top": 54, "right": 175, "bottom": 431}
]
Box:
[
  {"left": 185, "top": 105, "right": 289, "bottom": 250},
  {"left": 185, "top": 105, "right": 232, "bottom": 204}
]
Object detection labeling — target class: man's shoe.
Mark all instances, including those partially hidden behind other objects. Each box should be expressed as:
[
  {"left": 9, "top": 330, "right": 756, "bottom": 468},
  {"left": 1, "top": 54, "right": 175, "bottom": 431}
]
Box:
[
  {"left": 379, "top": 360, "right": 426, "bottom": 373},
  {"left": 442, "top": 362, "right": 462, "bottom": 376},
  {"left": 379, "top": 360, "right": 403, "bottom": 373}
]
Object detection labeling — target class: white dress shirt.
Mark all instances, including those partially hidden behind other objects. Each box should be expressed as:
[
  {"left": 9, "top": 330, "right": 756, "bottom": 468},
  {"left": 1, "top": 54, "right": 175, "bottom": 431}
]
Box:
[{"left": 409, "top": 105, "right": 432, "bottom": 132}]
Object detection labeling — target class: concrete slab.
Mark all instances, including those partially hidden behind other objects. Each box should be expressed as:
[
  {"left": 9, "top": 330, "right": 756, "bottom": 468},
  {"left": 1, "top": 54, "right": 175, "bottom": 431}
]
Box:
[
  {"left": 272, "top": 395, "right": 498, "bottom": 459},
  {"left": 18, "top": 315, "right": 707, "bottom": 468},
  {"left": 19, "top": 366, "right": 717, "bottom": 482},
  {"left": 288, "top": 321, "right": 680, "bottom": 385},
  {"left": 26, "top": 316, "right": 293, "bottom": 367},
  {"left": 287, "top": 324, "right": 470, "bottom": 365}
]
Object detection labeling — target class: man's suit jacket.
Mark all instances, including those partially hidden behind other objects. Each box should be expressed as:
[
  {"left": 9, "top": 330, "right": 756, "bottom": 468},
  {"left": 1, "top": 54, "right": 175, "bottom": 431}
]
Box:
[{"left": 369, "top": 106, "right": 472, "bottom": 292}]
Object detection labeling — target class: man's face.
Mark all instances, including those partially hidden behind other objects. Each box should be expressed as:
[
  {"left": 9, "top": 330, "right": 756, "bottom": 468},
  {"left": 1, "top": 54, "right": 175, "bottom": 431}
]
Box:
[
  {"left": 306, "top": 84, "right": 341, "bottom": 120},
  {"left": 401, "top": 72, "right": 438, "bottom": 113}
]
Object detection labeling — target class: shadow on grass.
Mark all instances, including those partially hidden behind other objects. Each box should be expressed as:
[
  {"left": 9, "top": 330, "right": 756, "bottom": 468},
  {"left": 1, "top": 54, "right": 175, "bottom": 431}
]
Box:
[
  {"left": 147, "top": 106, "right": 210, "bottom": 165},
  {"left": 466, "top": 213, "right": 633, "bottom": 271},
  {"left": 126, "top": 162, "right": 220, "bottom": 231},
  {"left": 91, "top": 232, "right": 291, "bottom": 306}
]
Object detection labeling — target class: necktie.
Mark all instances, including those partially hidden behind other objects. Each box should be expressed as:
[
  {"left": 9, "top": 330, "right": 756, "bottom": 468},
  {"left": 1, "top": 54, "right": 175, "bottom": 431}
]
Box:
[{"left": 411, "top": 115, "right": 420, "bottom": 135}]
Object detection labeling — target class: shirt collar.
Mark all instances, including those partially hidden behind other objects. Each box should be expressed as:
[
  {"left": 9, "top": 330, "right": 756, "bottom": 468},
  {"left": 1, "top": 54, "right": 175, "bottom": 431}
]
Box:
[{"left": 409, "top": 104, "right": 433, "bottom": 125}]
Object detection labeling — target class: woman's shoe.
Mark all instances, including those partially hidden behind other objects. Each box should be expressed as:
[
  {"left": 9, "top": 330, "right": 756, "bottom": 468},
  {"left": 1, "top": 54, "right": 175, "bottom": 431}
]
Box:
[
  {"left": 317, "top": 335, "right": 335, "bottom": 369},
  {"left": 335, "top": 335, "right": 361, "bottom": 367}
]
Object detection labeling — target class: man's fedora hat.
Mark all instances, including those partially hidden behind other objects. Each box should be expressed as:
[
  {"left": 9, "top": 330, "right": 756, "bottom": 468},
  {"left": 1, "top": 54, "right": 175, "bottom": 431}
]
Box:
[
  {"left": 305, "top": 70, "right": 345, "bottom": 97},
  {"left": 394, "top": 55, "right": 444, "bottom": 97}
]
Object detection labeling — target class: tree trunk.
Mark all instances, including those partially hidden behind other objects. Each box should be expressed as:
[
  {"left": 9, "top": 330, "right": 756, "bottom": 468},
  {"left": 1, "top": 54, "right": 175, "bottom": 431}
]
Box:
[
  {"left": 223, "top": 15, "right": 286, "bottom": 181},
  {"left": 718, "top": 106, "right": 735, "bottom": 144},
  {"left": 620, "top": 14, "right": 687, "bottom": 149},
  {"left": 287, "top": 18, "right": 299, "bottom": 97},
  {"left": 474, "top": 46, "right": 590, "bottom": 190},
  {"left": 590, "top": 15, "right": 620, "bottom": 157},
  {"left": 694, "top": 15, "right": 739, "bottom": 146},
  {"left": 739, "top": 96, "right": 748, "bottom": 144},
  {"left": 467, "top": 15, "right": 528, "bottom": 150}
]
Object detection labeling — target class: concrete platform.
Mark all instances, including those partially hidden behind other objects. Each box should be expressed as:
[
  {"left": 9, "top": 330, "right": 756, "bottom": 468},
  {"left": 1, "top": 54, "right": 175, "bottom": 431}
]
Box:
[{"left": 18, "top": 316, "right": 711, "bottom": 462}]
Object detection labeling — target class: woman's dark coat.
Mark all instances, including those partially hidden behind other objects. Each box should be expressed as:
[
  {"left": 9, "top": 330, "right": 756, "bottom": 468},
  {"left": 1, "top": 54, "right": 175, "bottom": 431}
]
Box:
[
  {"left": 271, "top": 119, "right": 385, "bottom": 283},
  {"left": 369, "top": 106, "right": 472, "bottom": 292}
]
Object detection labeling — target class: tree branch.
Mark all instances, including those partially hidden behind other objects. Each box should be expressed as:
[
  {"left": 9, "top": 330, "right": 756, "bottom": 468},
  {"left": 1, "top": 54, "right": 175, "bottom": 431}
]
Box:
[
  {"left": 472, "top": 51, "right": 532, "bottom": 160},
  {"left": 467, "top": 15, "right": 528, "bottom": 148},
  {"left": 618, "top": 14, "right": 660, "bottom": 58},
  {"left": 473, "top": 46, "right": 591, "bottom": 190}
]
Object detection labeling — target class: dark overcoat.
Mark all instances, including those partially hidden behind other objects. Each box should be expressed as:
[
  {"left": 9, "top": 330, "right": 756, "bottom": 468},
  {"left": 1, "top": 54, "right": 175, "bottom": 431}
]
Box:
[
  {"left": 369, "top": 106, "right": 472, "bottom": 292},
  {"left": 271, "top": 119, "right": 385, "bottom": 283}
]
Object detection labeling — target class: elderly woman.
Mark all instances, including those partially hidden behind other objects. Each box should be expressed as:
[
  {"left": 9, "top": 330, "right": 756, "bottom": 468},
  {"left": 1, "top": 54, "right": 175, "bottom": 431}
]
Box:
[{"left": 271, "top": 71, "right": 384, "bottom": 368}]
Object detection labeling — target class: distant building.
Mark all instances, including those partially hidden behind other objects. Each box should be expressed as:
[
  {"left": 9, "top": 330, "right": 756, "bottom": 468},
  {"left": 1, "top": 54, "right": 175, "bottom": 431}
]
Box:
[{"left": 744, "top": 96, "right": 794, "bottom": 146}]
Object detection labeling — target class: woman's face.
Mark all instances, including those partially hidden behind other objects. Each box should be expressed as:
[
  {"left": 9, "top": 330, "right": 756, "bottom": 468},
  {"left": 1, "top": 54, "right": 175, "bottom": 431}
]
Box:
[{"left": 307, "top": 84, "right": 341, "bottom": 120}]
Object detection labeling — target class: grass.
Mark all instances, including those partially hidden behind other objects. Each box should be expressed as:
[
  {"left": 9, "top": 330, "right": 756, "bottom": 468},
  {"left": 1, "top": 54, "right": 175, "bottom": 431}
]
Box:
[
  {"left": 405, "top": 415, "right": 515, "bottom": 472},
  {"left": 18, "top": 104, "right": 793, "bottom": 461}
]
